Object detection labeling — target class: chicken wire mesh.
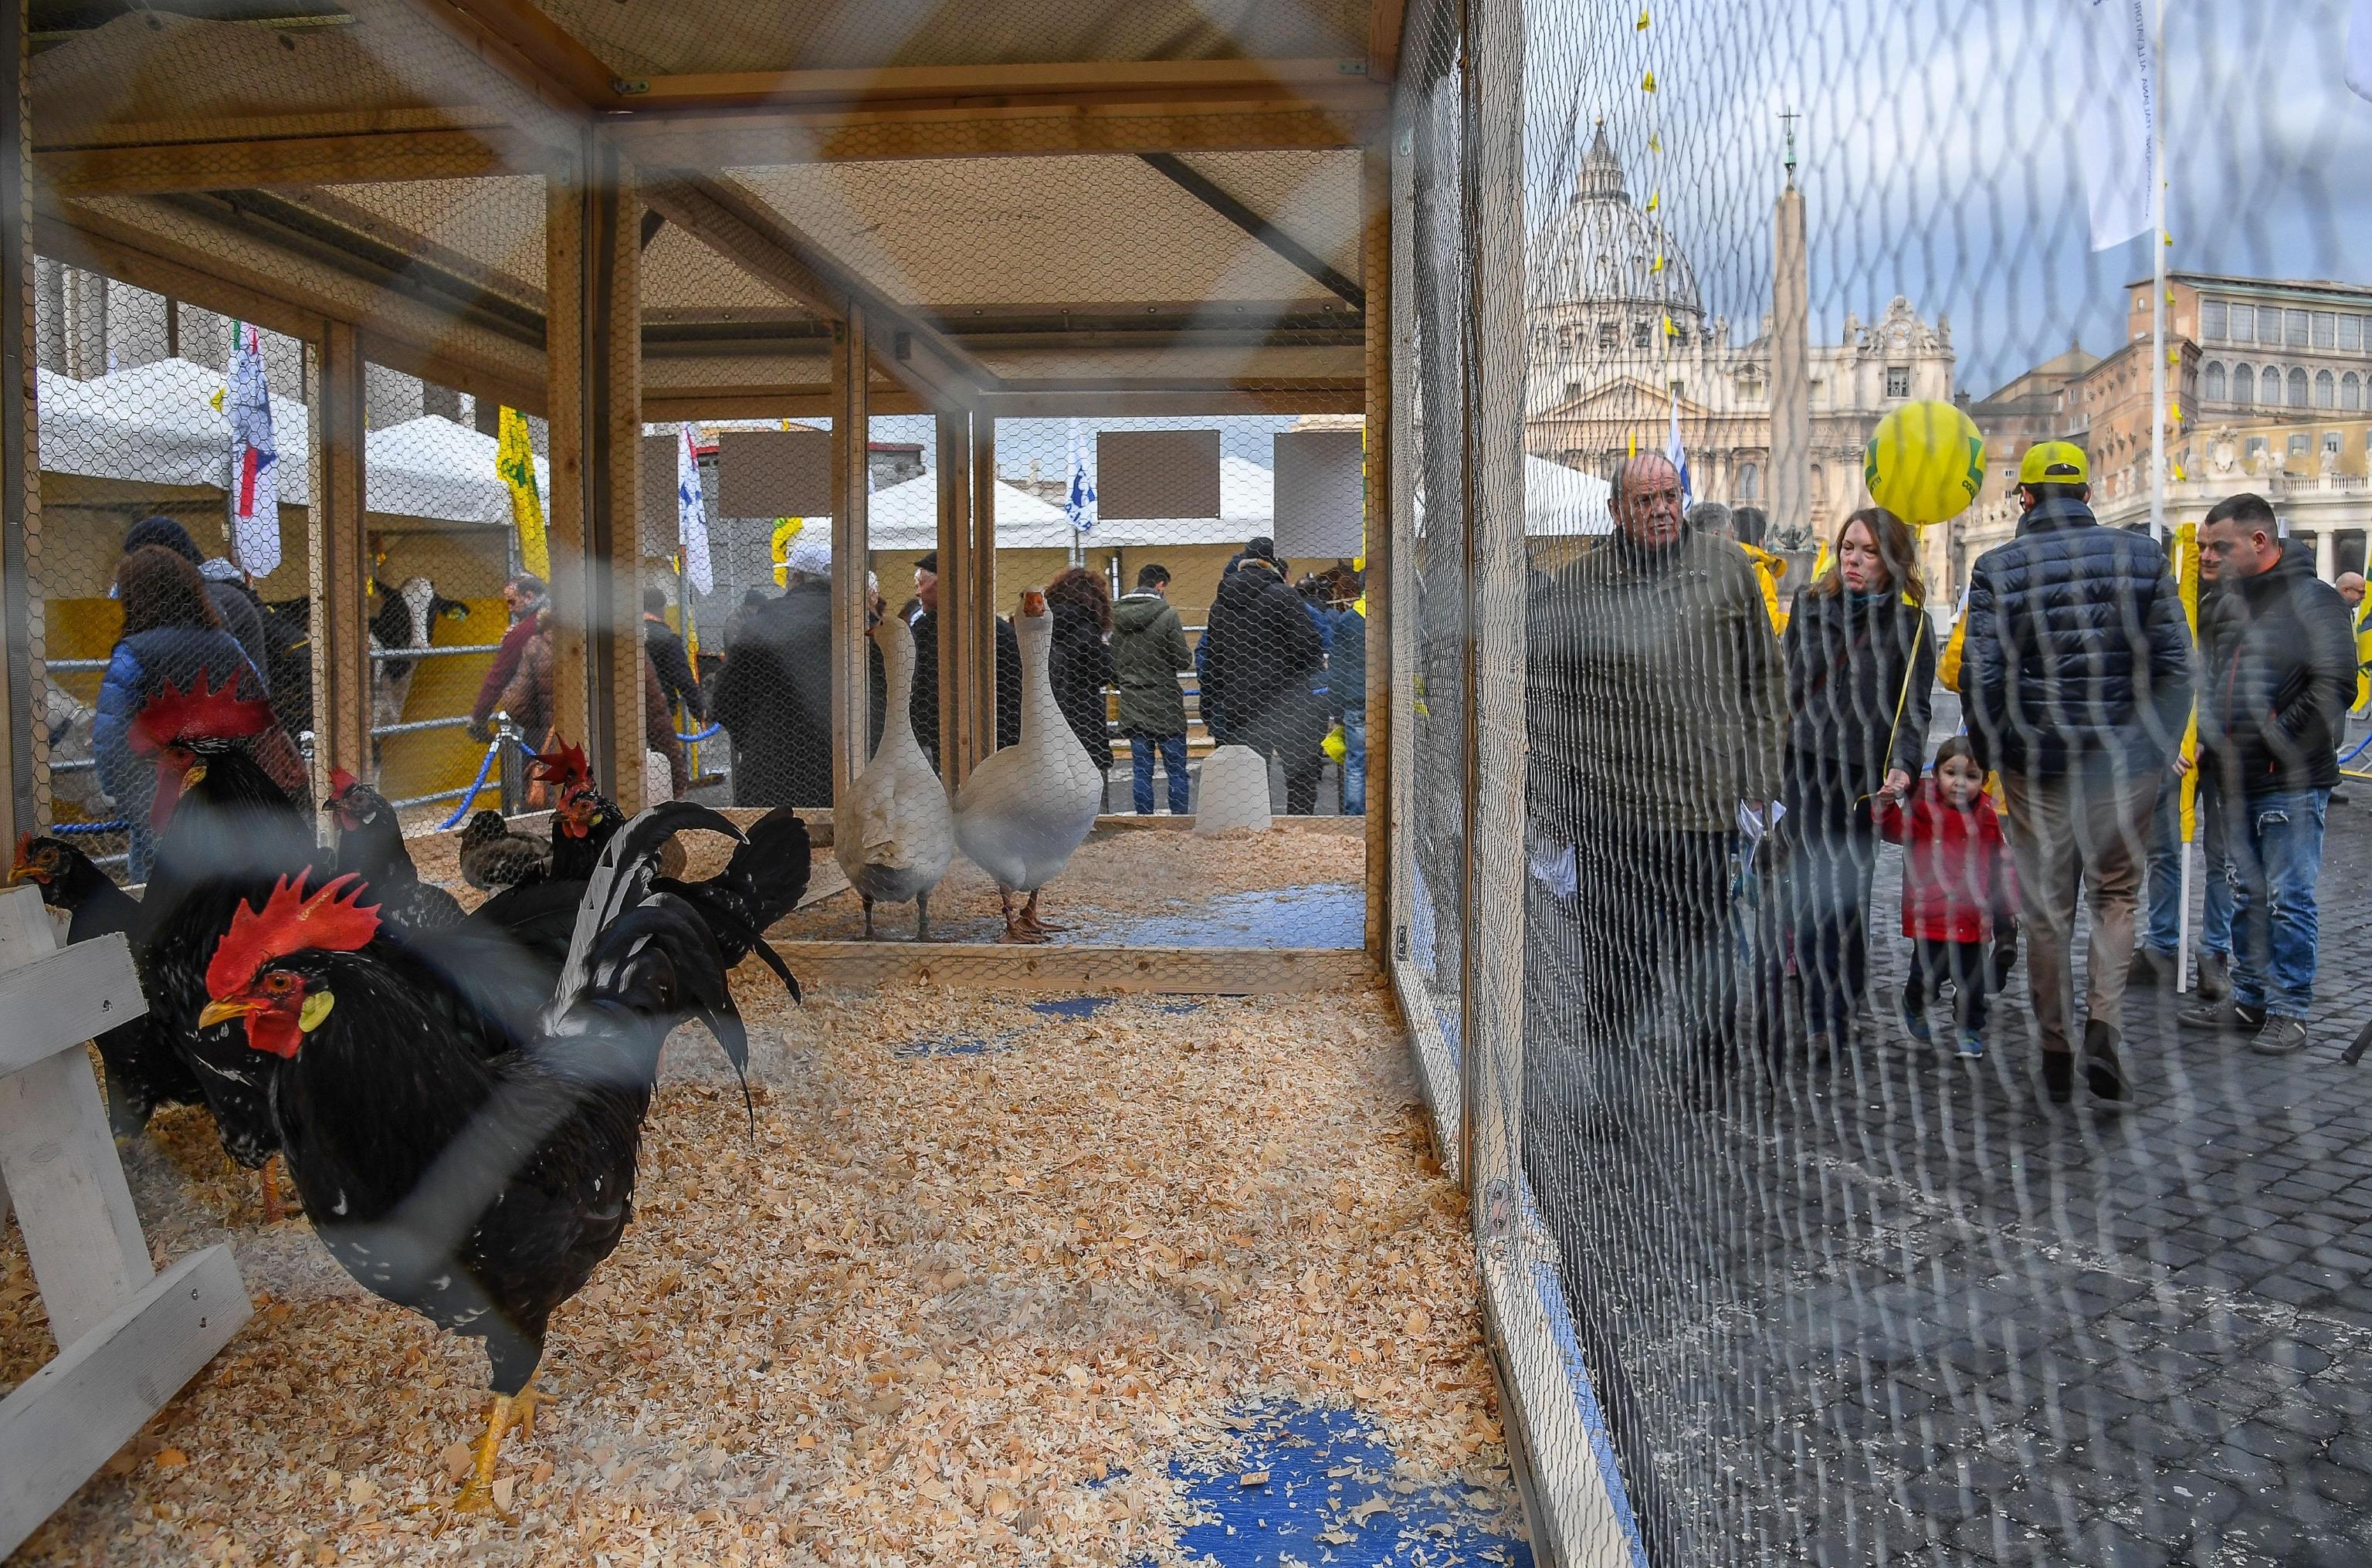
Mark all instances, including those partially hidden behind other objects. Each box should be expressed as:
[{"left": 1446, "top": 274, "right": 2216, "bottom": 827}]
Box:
[
  {"left": 1387, "top": 2, "right": 2372, "bottom": 1566},
  {"left": 18, "top": 261, "right": 317, "bottom": 875}
]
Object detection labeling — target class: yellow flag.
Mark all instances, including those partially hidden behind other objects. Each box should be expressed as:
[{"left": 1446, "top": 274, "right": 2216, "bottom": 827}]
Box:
[
  {"left": 2353, "top": 593, "right": 2372, "bottom": 713},
  {"left": 2175, "top": 520, "right": 2203, "bottom": 843},
  {"left": 1647, "top": 134, "right": 1662, "bottom": 154},
  {"left": 1641, "top": 69, "right": 1657, "bottom": 92},
  {"left": 497, "top": 405, "right": 550, "bottom": 579},
  {"left": 1645, "top": 190, "right": 1661, "bottom": 212},
  {"left": 1811, "top": 535, "right": 1832, "bottom": 583},
  {"left": 1635, "top": 7, "right": 1650, "bottom": 28}
]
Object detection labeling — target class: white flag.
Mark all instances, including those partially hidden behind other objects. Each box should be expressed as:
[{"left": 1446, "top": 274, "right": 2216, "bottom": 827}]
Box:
[
  {"left": 2076, "top": 0, "right": 2156, "bottom": 252},
  {"left": 676, "top": 425, "right": 713, "bottom": 595},
  {"left": 225, "top": 321, "right": 280, "bottom": 576},
  {"left": 2348, "top": 0, "right": 2372, "bottom": 103},
  {"left": 1665, "top": 391, "right": 1693, "bottom": 506},
  {"left": 1063, "top": 418, "right": 1096, "bottom": 533}
]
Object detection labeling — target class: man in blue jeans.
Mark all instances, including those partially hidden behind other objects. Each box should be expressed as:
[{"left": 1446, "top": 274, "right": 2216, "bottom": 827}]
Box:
[
  {"left": 1331, "top": 577, "right": 1367, "bottom": 814},
  {"left": 1112, "top": 564, "right": 1194, "bottom": 814},
  {"left": 2178, "top": 493, "right": 2357, "bottom": 1055},
  {"left": 2137, "top": 769, "right": 2235, "bottom": 997}
]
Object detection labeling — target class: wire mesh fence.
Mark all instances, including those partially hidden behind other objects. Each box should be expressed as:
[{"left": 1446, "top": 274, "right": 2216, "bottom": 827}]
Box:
[{"left": 1384, "top": 2, "right": 2372, "bottom": 1566}]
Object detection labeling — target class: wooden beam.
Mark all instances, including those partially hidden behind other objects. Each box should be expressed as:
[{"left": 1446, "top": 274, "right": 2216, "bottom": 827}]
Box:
[
  {"left": 2, "top": 0, "right": 34, "bottom": 847},
  {"left": 395, "top": 0, "right": 614, "bottom": 118},
  {"left": 983, "top": 386, "right": 1364, "bottom": 418},
  {"left": 544, "top": 161, "right": 591, "bottom": 764},
  {"left": 1361, "top": 145, "right": 1391, "bottom": 970},
  {"left": 968, "top": 415, "right": 999, "bottom": 774},
  {"left": 615, "top": 103, "right": 1374, "bottom": 165},
  {"left": 639, "top": 383, "right": 926, "bottom": 422},
  {"left": 642, "top": 174, "right": 988, "bottom": 405},
  {"left": 778, "top": 941, "right": 1375, "bottom": 995},
  {"left": 37, "top": 199, "right": 540, "bottom": 402},
  {"left": 618, "top": 56, "right": 1383, "bottom": 111},
  {"left": 1368, "top": 0, "right": 1411, "bottom": 83},
  {"left": 1138, "top": 151, "right": 1364, "bottom": 310},
  {"left": 591, "top": 154, "right": 643, "bottom": 808},
  {"left": 309, "top": 321, "right": 370, "bottom": 795},
  {"left": 36, "top": 129, "right": 525, "bottom": 197},
  {"left": 934, "top": 408, "right": 973, "bottom": 788},
  {"left": 828, "top": 305, "right": 870, "bottom": 798},
  {"left": 0, "top": 1247, "right": 249, "bottom": 1562}
]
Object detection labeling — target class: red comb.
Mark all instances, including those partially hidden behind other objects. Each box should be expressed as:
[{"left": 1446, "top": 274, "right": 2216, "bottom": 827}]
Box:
[
  {"left": 206, "top": 872, "right": 381, "bottom": 1001},
  {"left": 527, "top": 741, "right": 591, "bottom": 788},
  {"left": 328, "top": 767, "right": 360, "bottom": 798},
  {"left": 130, "top": 669, "right": 272, "bottom": 757}
]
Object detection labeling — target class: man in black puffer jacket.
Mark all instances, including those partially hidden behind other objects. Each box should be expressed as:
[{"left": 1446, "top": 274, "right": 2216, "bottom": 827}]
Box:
[
  {"left": 2176, "top": 493, "right": 2355, "bottom": 1057},
  {"left": 1204, "top": 537, "right": 1326, "bottom": 814},
  {"left": 1961, "top": 442, "right": 2192, "bottom": 1104}
]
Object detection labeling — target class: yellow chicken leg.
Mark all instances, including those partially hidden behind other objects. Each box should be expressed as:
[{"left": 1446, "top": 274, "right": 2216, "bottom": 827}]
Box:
[
  {"left": 259, "top": 1154, "right": 284, "bottom": 1224},
  {"left": 452, "top": 1394, "right": 519, "bottom": 1518}
]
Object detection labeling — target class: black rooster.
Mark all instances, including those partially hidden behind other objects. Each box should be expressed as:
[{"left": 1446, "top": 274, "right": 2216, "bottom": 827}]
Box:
[
  {"left": 200, "top": 803, "right": 790, "bottom": 1512},
  {"left": 129, "top": 671, "right": 327, "bottom": 1218},
  {"left": 10, "top": 833, "right": 205, "bottom": 1137},
  {"left": 324, "top": 769, "right": 464, "bottom": 933},
  {"left": 530, "top": 742, "right": 623, "bottom": 883}
]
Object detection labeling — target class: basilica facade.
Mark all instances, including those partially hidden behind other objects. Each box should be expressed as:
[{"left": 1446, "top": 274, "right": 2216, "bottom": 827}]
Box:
[{"left": 1523, "top": 124, "right": 1955, "bottom": 553}]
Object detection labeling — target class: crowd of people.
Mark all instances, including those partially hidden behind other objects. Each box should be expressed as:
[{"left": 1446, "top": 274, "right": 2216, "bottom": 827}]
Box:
[
  {"left": 700, "top": 534, "right": 1368, "bottom": 818},
  {"left": 1524, "top": 439, "right": 2357, "bottom": 1109}
]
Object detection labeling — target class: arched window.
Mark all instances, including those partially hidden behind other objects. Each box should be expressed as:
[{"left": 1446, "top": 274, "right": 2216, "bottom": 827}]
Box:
[
  {"left": 2344, "top": 371, "right": 2362, "bottom": 411},
  {"left": 2290, "top": 366, "right": 2310, "bottom": 407},
  {"left": 2204, "top": 362, "right": 2227, "bottom": 402},
  {"left": 1738, "top": 462, "right": 1760, "bottom": 501},
  {"left": 2316, "top": 369, "right": 2336, "bottom": 408},
  {"left": 2234, "top": 364, "right": 2255, "bottom": 406}
]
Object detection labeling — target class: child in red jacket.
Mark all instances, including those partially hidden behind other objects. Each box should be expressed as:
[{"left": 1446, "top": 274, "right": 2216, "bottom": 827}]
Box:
[{"left": 1875, "top": 737, "right": 2020, "bottom": 1058}]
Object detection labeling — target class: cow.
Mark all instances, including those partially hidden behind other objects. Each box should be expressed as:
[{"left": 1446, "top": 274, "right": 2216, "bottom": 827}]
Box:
[{"left": 368, "top": 575, "right": 471, "bottom": 735}]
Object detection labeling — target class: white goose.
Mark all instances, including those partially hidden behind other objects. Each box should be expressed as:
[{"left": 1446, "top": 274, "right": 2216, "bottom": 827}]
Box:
[
  {"left": 952, "top": 589, "right": 1103, "bottom": 943},
  {"left": 835, "top": 611, "right": 954, "bottom": 939}
]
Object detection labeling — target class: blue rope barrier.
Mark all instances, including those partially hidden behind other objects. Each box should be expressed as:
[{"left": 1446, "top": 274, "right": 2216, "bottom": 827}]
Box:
[
  {"left": 2340, "top": 730, "right": 2372, "bottom": 767},
  {"left": 677, "top": 721, "right": 721, "bottom": 743},
  {"left": 434, "top": 737, "right": 507, "bottom": 831},
  {"left": 50, "top": 819, "right": 128, "bottom": 835}
]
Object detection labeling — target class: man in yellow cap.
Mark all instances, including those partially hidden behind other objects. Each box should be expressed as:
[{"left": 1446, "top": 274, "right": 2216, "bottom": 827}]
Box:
[{"left": 1960, "top": 440, "right": 2194, "bottom": 1106}]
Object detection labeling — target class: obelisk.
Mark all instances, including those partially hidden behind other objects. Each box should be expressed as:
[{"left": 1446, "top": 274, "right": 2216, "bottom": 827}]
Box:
[{"left": 1771, "top": 110, "right": 1811, "bottom": 544}]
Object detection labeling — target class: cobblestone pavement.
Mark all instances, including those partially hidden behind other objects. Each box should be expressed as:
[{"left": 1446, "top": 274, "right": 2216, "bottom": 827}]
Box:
[{"left": 1527, "top": 779, "right": 2372, "bottom": 1567}]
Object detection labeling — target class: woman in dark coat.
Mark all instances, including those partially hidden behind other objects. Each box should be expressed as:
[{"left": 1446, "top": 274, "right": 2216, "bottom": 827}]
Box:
[
  {"left": 1781, "top": 506, "right": 1937, "bottom": 1052},
  {"left": 1043, "top": 567, "right": 1117, "bottom": 776},
  {"left": 93, "top": 546, "right": 272, "bottom": 879}
]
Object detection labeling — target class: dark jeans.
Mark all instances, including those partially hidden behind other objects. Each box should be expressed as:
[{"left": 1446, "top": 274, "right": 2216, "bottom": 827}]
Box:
[
  {"left": 1564, "top": 819, "right": 1743, "bottom": 1068},
  {"left": 1783, "top": 759, "right": 1881, "bottom": 1041},
  {"left": 1235, "top": 714, "right": 1324, "bottom": 816},
  {"left": 1127, "top": 730, "right": 1190, "bottom": 815},
  {"left": 1905, "top": 937, "right": 1991, "bottom": 1033}
]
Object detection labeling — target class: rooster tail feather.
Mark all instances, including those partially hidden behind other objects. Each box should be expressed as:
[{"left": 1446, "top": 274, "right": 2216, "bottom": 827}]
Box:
[
  {"left": 663, "top": 885, "right": 801, "bottom": 1003},
  {"left": 552, "top": 801, "right": 746, "bottom": 1018},
  {"left": 696, "top": 1004, "right": 757, "bottom": 1140}
]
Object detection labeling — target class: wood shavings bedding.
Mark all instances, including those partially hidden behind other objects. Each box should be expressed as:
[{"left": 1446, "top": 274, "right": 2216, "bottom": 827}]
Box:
[{"left": 3, "top": 977, "right": 1522, "bottom": 1565}]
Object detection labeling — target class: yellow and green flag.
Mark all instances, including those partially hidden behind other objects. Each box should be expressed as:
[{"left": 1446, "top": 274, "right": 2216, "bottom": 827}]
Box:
[
  {"left": 2174, "top": 520, "right": 2202, "bottom": 844},
  {"left": 497, "top": 406, "right": 549, "bottom": 579}
]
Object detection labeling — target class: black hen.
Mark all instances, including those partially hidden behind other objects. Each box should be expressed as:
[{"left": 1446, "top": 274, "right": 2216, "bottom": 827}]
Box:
[
  {"left": 325, "top": 770, "right": 464, "bottom": 933},
  {"left": 654, "top": 804, "right": 813, "bottom": 977},
  {"left": 458, "top": 809, "right": 549, "bottom": 892},
  {"left": 129, "top": 676, "right": 329, "bottom": 1206},
  {"left": 11, "top": 833, "right": 205, "bottom": 1137},
  {"left": 203, "top": 802, "right": 788, "bottom": 1512}
]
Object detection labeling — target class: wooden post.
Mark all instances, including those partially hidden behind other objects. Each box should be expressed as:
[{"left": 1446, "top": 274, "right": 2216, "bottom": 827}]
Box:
[
  {"left": 1361, "top": 144, "right": 1392, "bottom": 969},
  {"left": 544, "top": 161, "right": 591, "bottom": 760},
  {"left": 969, "top": 415, "right": 1000, "bottom": 769},
  {"left": 1461, "top": 0, "right": 1527, "bottom": 1219},
  {"left": 0, "top": 886, "right": 248, "bottom": 1559},
  {"left": 547, "top": 137, "right": 644, "bottom": 805},
  {"left": 934, "top": 405, "right": 974, "bottom": 786},
  {"left": 829, "top": 304, "right": 871, "bottom": 797},
  {"left": 307, "top": 321, "right": 369, "bottom": 798},
  {"left": 0, "top": 0, "right": 36, "bottom": 845}
]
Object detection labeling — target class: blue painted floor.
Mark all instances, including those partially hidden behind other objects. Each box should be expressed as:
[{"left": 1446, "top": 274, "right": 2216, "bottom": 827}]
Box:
[
  {"left": 1162, "top": 1404, "right": 1533, "bottom": 1567},
  {"left": 1103, "top": 882, "right": 1365, "bottom": 950},
  {"left": 893, "top": 996, "right": 1205, "bottom": 1057}
]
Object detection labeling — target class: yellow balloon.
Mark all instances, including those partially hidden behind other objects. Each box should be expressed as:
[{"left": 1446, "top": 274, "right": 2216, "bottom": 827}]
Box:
[{"left": 1862, "top": 401, "right": 1986, "bottom": 527}]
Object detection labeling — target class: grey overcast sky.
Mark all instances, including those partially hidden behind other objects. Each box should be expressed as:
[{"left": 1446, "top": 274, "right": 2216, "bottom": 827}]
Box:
[{"left": 1525, "top": 0, "right": 2372, "bottom": 395}]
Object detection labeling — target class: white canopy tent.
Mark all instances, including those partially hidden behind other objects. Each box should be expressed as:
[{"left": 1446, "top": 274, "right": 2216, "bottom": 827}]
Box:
[
  {"left": 1524, "top": 454, "right": 1613, "bottom": 537},
  {"left": 35, "top": 359, "right": 547, "bottom": 528},
  {"left": 861, "top": 469, "right": 1076, "bottom": 550}
]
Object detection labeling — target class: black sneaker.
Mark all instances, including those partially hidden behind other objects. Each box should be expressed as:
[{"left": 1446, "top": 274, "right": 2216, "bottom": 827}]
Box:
[
  {"left": 2042, "top": 1050, "right": 2074, "bottom": 1104},
  {"left": 2128, "top": 950, "right": 2174, "bottom": 991},
  {"left": 2083, "top": 1019, "right": 2127, "bottom": 1101},
  {"left": 2250, "top": 1017, "right": 2311, "bottom": 1056},
  {"left": 2177, "top": 1000, "right": 2265, "bottom": 1036},
  {"left": 2194, "top": 951, "right": 2231, "bottom": 1003}
]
